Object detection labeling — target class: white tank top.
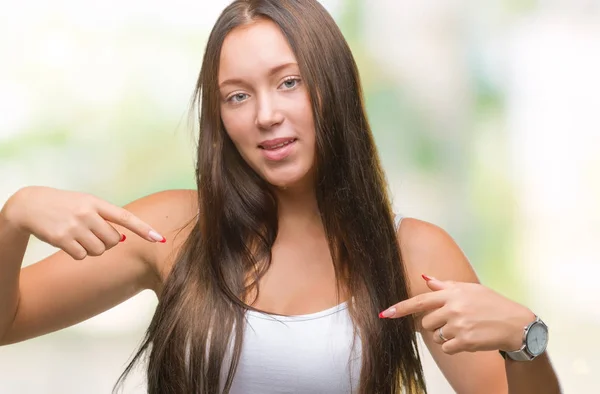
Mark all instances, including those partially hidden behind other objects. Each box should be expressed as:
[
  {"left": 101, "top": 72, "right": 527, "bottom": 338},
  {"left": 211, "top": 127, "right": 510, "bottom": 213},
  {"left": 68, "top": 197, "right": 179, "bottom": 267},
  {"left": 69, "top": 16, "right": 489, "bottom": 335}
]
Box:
[
  {"left": 225, "top": 301, "right": 361, "bottom": 393},
  {"left": 221, "top": 215, "right": 404, "bottom": 393}
]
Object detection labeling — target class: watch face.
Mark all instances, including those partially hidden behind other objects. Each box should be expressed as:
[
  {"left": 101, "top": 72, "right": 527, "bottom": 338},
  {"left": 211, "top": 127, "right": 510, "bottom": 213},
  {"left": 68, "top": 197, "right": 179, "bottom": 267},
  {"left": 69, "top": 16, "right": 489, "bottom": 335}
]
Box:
[{"left": 526, "top": 322, "right": 548, "bottom": 356}]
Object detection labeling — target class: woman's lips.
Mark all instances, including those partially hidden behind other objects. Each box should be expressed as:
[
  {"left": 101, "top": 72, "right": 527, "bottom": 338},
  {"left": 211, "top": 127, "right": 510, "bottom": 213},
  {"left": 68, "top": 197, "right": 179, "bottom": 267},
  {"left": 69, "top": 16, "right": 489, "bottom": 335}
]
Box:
[{"left": 258, "top": 138, "right": 297, "bottom": 161}]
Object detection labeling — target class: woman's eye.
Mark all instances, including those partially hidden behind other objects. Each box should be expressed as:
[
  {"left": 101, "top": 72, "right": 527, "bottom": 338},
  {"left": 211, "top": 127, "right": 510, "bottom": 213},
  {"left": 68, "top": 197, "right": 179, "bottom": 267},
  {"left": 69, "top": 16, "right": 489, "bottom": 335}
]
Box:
[
  {"left": 281, "top": 78, "right": 300, "bottom": 89},
  {"left": 229, "top": 93, "right": 248, "bottom": 103}
]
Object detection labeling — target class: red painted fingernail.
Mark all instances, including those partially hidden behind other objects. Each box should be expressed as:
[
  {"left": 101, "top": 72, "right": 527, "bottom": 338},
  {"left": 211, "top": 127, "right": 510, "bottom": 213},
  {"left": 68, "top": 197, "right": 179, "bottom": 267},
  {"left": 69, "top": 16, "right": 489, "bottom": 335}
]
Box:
[
  {"left": 148, "top": 230, "right": 166, "bottom": 243},
  {"left": 379, "top": 307, "right": 396, "bottom": 318},
  {"left": 120, "top": 234, "right": 126, "bottom": 242},
  {"left": 422, "top": 274, "right": 433, "bottom": 281}
]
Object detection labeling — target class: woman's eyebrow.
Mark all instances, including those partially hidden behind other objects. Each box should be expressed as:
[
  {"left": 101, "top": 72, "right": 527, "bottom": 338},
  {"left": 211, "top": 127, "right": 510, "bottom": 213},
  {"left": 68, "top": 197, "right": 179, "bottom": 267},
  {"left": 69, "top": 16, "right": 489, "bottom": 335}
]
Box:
[{"left": 219, "top": 62, "right": 298, "bottom": 89}]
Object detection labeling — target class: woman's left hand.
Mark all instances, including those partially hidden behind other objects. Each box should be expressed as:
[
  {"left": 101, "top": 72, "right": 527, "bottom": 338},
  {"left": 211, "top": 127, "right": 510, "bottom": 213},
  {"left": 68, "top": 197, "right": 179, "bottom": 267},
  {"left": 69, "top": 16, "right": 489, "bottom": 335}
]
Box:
[{"left": 379, "top": 275, "right": 536, "bottom": 355}]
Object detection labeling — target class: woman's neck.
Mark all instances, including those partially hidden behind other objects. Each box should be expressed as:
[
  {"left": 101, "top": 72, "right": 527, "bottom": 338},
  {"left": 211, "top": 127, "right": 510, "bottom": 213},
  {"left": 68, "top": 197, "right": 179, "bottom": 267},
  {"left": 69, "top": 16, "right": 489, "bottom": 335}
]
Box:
[{"left": 274, "top": 184, "right": 323, "bottom": 239}]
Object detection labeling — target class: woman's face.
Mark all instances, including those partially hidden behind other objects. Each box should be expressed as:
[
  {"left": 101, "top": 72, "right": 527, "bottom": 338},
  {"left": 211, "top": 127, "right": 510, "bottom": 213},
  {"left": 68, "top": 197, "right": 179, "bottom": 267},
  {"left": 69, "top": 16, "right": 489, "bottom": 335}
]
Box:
[{"left": 218, "top": 19, "right": 316, "bottom": 190}]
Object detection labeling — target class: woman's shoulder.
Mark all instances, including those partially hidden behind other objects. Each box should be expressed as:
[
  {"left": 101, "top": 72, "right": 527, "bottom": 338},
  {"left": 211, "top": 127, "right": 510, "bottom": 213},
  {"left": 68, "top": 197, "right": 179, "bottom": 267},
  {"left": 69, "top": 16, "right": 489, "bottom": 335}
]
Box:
[
  {"left": 128, "top": 189, "right": 198, "bottom": 289},
  {"left": 129, "top": 189, "right": 198, "bottom": 236},
  {"left": 136, "top": 188, "right": 198, "bottom": 217},
  {"left": 395, "top": 217, "right": 479, "bottom": 298}
]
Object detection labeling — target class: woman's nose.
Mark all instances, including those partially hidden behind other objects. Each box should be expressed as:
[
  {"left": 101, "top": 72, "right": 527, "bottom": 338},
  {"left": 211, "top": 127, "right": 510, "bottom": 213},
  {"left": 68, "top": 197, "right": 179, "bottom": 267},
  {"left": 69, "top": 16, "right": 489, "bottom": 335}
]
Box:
[{"left": 255, "top": 94, "right": 284, "bottom": 129}]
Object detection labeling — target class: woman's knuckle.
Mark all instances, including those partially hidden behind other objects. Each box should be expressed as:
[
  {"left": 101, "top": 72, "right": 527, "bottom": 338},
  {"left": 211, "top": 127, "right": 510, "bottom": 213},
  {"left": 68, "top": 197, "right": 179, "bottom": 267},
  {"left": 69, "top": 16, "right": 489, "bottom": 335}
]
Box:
[
  {"left": 119, "top": 210, "right": 132, "bottom": 223},
  {"left": 421, "top": 320, "right": 433, "bottom": 331},
  {"left": 106, "top": 237, "right": 120, "bottom": 248},
  {"left": 449, "top": 303, "right": 463, "bottom": 316},
  {"left": 74, "top": 205, "right": 92, "bottom": 219},
  {"left": 52, "top": 229, "right": 69, "bottom": 243},
  {"left": 89, "top": 244, "right": 106, "bottom": 256},
  {"left": 414, "top": 295, "right": 426, "bottom": 309},
  {"left": 454, "top": 318, "right": 467, "bottom": 330},
  {"left": 64, "top": 218, "right": 82, "bottom": 232},
  {"left": 462, "top": 332, "right": 477, "bottom": 348},
  {"left": 73, "top": 250, "right": 87, "bottom": 260}
]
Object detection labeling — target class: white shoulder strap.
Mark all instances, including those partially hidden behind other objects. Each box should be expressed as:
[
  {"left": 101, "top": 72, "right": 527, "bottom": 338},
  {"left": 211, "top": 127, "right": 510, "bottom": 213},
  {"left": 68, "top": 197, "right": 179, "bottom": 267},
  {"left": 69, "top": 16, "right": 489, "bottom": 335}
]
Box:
[{"left": 394, "top": 214, "right": 404, "bottom": 231}]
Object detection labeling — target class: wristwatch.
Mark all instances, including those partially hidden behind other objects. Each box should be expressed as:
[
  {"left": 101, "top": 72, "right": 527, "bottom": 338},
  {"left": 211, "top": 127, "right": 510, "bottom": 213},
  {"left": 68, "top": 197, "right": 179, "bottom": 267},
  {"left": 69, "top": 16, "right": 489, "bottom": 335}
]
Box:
[{"left": 499, "top": 315, "right": 549, "bottom": 361}]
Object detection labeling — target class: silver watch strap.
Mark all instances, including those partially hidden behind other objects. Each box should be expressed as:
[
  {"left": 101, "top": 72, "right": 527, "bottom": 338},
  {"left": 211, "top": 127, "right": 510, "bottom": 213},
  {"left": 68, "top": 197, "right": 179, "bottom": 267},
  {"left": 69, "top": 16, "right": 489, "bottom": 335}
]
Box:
[{"left": 500, "top": 315, "right": 544, "bottom": 361}]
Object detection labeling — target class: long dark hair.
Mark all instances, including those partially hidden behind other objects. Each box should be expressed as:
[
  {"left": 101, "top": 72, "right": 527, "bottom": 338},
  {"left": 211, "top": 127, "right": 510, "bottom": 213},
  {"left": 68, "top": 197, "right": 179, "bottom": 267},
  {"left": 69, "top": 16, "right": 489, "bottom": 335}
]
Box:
[{"left": 116, "top": 0, "right": 427, "bottom": 392}]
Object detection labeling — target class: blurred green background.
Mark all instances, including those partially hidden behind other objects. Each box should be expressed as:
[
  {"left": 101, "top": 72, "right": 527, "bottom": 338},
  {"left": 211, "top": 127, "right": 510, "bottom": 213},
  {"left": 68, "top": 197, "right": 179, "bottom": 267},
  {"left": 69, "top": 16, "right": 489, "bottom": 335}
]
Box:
[{"left": 1, "top": 0, "right": 598, "bottom": 392}]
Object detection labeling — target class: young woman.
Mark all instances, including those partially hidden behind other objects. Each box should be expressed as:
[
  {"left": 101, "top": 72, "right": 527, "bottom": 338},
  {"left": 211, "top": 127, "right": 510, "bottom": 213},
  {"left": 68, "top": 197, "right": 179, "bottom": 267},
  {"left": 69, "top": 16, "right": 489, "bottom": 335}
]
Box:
[{"left": 0, "top": 0, "right": 561, "bottom": 393}]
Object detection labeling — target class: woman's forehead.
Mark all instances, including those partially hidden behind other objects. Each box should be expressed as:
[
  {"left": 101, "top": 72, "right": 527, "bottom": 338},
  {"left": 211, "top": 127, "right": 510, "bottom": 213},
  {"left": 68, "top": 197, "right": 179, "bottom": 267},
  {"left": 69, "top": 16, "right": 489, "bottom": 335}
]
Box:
[{"left": 218, "top": 19, "right": 298, "bottom": 83}]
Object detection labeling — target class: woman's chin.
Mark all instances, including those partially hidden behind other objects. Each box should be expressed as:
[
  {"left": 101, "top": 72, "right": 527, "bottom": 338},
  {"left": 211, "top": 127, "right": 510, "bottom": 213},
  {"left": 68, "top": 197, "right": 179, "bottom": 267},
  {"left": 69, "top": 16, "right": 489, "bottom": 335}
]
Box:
[
  {"left": 263, "top": 169, "right": 312, "bottom": 191},
  {"left": 268, "top": 177, "right": 302, "bottom": 190}
]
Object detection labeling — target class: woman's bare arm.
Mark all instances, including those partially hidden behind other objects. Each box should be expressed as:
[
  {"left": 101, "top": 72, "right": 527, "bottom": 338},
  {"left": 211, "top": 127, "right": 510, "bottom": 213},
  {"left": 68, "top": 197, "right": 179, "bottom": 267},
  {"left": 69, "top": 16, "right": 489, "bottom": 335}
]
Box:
[
  {"left": 396, "top": 218, "right": 560, "bottom": 394},
  {"left": 0, "top": 188, "right": 197, "bottom": 346}
]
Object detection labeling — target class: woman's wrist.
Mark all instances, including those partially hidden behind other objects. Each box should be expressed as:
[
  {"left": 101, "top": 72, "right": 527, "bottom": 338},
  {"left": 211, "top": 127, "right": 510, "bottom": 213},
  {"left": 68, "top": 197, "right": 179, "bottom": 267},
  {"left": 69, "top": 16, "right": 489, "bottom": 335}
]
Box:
[{"left": 501, "top": 307, "right": 537, "bottom": 352}]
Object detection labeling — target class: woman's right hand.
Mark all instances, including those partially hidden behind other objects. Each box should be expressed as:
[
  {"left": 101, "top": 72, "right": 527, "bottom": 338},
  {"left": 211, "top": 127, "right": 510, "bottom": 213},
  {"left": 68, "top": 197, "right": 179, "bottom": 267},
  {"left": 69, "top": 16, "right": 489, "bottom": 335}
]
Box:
[{"left": 2, "top": 186, "right": 165, "bottom": 260}]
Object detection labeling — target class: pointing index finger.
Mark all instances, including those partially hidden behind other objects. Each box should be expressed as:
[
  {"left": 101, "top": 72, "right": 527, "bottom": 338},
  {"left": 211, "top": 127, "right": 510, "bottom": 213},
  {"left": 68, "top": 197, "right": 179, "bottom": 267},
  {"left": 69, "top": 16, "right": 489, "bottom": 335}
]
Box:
[
  {"left": 380, "top": 291, "right": 447, "bottom": 319},
  {"left": 97, "top": 201, "right": 165, "bottom": 243}
]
